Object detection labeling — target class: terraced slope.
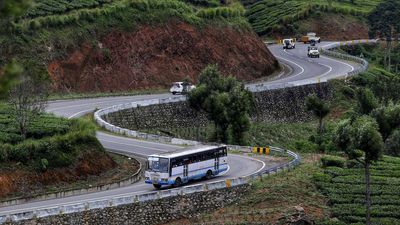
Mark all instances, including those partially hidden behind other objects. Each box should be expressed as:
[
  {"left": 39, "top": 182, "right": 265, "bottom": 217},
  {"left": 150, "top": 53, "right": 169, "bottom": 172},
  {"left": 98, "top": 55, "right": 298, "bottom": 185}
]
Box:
[
  {"left": 315, "top": 156, "right": 400, "bottom": 224},
  {"left": 242, "top": 0, "right": 382, "bottom": 37},
  {"left": 1, "top": 0, "right": 278, "bottom": 93}
]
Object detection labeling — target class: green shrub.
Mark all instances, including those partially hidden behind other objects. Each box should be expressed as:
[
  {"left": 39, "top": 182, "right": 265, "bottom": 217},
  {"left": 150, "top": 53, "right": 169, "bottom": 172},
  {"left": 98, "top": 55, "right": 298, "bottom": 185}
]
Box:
[
  {"left": 313, "top": 172, "right": 332, "bottom": 183},
  {"left": 321, "top": 156, "right": 346, "bottom": 168},
  {"left": 293, "top": 139, "right": 317, "bottom": 153}
]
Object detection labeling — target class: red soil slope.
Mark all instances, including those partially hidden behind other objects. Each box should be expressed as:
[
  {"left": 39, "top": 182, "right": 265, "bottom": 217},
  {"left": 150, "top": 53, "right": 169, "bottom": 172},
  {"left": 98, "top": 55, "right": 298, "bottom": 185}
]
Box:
[{"left": 48, "top": 21, "right": 279, "bottom": 92}]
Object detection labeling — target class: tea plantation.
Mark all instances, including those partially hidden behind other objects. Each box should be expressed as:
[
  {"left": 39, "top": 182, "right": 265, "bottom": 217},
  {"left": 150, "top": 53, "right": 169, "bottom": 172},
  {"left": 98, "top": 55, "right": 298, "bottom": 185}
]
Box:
[
  {"left": 315, "top": 156, "right": 400, "bottom": 225},
  {"left": 242, "top": 0, "right": 382, "bottom": 35},
  {"left": 0, "top": 103, "right": 102, "bottom": 171}
]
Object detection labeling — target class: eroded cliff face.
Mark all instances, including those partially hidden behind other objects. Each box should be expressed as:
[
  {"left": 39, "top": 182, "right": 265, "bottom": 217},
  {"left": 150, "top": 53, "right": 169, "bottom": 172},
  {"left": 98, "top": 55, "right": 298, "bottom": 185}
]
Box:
[{"left": 48, "top": 21, "right": 279, "bottom": 92}]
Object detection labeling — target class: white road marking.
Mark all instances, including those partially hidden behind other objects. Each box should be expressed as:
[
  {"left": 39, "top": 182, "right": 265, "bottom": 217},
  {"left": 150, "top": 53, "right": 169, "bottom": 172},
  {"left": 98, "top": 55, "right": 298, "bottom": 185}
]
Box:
[
  {"left": 316, "top": 62, "right": 333, "bottom": 78},
  {"left": 321, "top": 55, "right": 354, "bottom": 72},
  {"left": 99, "top": 139, "right": 171, "bottom": 152},
  {"left": 219, "top": 165, "right": 230, "bottom": 176},
  {"left": 231, "top": 154, "right": 266, "bottom": 176},
  {"left": 275, "top": 56, "right": 305, "bottom": 78},
  {"left": 98, "top": 132, "right": 183, "bottom": 148},
  {"left": 283, "top": 49, "right": 293, "bottom": 56},
  {"left": 68, "top": 109, "right": 94, "bottom": 119}
]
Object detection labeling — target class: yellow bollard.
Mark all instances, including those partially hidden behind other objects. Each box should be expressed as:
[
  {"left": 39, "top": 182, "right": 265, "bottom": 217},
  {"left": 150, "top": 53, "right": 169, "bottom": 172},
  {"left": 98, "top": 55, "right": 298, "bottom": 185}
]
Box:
[{"left": 226, "top": 179, "right": 231, "bottom": 188}]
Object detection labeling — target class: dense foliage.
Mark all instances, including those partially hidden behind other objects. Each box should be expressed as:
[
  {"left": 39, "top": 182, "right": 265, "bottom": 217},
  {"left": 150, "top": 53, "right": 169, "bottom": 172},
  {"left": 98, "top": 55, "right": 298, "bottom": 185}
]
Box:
[
  {"left": 314, "top": 156, "right": 400, "bottom": 224},
  {"left": 188, "top": 65, "right": 253, "bottom": 145},
  {"left": 0, "top": 103, "right": 101, "bottom": 171}
]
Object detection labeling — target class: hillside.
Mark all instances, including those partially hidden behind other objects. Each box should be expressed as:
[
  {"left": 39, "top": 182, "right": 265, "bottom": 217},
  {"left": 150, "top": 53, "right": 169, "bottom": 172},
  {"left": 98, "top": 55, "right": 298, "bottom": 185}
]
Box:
[
  {"left": 0, "top": 0, "right": 279, "bottom": 93},
  {"left": 242, "top": 0, "right": 382, "bottom": 39}
]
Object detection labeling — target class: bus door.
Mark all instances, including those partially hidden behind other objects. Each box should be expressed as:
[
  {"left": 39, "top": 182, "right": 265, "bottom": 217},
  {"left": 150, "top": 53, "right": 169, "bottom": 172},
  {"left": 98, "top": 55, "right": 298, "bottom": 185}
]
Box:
[
  {"left": 183, "top": 164, "right": 188, "bottom": 180},
  {"left": 214, "top": 152, "right": 219, "bottom": 172}
]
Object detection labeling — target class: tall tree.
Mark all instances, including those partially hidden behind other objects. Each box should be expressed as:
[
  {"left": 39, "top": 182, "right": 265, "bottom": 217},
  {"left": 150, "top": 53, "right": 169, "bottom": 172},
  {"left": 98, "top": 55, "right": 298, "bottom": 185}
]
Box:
[
  {"left": 305, "top": 94, "right": 330, "bottom": 151},
  {"left": 335, "top": 116, "right": 384, "bottom": 225},
  {"left": 188, "top": 65, "right": 253, "bottom": 145},
  {"left": 368, "top": 0, "right": 400, "bottom": 72}
]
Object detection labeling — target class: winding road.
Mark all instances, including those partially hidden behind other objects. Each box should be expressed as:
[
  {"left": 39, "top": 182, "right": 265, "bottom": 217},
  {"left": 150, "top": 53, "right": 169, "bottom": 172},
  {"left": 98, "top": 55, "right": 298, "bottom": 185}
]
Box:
[{"left": 0, "top": 41, "right": 360, "bottom": 217}]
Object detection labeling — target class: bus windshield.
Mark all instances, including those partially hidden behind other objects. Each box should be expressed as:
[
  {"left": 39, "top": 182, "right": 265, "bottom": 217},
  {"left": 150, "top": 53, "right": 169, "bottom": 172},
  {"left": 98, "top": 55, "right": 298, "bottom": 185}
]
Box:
[{"left": 148, "top": 157, "right": 169, "bottom": 173}]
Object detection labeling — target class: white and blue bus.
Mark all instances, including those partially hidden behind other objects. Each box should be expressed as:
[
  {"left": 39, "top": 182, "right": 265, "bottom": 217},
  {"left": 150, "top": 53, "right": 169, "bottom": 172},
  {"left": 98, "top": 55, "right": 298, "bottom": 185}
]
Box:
[{"left": 145, "top": 145, "right": 228, "bottom": 189}]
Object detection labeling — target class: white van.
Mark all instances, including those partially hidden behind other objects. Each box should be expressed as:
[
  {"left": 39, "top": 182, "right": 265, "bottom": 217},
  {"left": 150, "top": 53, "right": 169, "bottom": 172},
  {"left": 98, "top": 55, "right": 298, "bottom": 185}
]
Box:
[
  {"left": 283, "top": 39, "right": 296, "bottom": 49},
  {"left": 170, "top": 82, "right": 196, "bottom": 95}
]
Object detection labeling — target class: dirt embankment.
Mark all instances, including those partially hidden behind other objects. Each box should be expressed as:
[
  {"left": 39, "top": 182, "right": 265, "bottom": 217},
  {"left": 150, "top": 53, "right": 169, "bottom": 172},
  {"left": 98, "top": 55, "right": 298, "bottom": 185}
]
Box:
[
  {"left": 272, "top": 13, "right": 369, "bottom": 41},
  {"left": 0, "top": 151, "right": 135, "bottom": 200},
  {"left": 297, "top": 13, "right": 369, "bottom": 40},
  {"left": 48, "top": 21, "right": 279, "bottom": 92}
]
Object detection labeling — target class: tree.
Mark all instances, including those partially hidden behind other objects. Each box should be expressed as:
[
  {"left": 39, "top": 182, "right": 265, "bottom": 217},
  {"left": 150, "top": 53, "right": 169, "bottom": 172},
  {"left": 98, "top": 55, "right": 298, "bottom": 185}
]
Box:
[
  {"left": 368, "top": 0, "right": 400, "bottom": 72},
  {"left": 188, "top": 65, "right": 253, "bottom": 145},
  {"left": 8, "top": 76, "right": 48, "bottom": 139},
  {"left": 335, "top": 116, "right": 384, "bottom": 225},
  {"left": 385, "top": 129, "right": 400, "bottom": 156},
  {"left": 305, "top": 94, "right": 330, "bottom": 151},
  {"left": 371, "top": 103, "right": 400, "bottom": 156},
  {"left": 356, "top": 88, "right": 378, "bottom": 115}
]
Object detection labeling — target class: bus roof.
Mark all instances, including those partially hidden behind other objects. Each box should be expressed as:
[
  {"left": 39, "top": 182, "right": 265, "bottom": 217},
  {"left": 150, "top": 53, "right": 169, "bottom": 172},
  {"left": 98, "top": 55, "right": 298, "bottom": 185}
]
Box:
[{"left": 149, "top": 145, "right": 226, "bottom": 159}]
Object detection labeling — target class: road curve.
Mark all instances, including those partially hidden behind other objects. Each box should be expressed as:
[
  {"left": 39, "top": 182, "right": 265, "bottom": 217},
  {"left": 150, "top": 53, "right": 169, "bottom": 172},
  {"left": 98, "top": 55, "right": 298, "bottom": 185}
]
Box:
[{"left": 0, "top": 41, "right": 357, "bottom": 216}]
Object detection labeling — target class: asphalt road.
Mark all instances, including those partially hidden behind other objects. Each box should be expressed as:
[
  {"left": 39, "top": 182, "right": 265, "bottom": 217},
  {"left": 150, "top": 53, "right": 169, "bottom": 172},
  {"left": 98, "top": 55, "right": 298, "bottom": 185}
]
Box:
[{"left": 0, "top": 41, "right": 359, "bottom": 216}]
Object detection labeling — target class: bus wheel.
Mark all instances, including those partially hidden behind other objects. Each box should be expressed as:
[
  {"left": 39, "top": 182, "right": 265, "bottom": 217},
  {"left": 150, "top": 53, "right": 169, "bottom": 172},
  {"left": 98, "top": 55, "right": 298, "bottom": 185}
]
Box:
[
  {"left": 206, "top": 170, "right": 213, "bottom": 180},
  {"left": 153, "top": 184, "right": 162, "bottom": 189},
  {"left": 174, "top": 177, "right": 182, "bottom": 187}
]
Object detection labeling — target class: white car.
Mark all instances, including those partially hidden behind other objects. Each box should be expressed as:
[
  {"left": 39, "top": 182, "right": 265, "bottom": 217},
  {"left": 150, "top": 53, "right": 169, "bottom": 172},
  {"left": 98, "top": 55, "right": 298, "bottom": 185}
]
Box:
[
  {"left": 170, "top": 82, "right": 196, "bottom": 95},
  {"left": 308, "top": 46, "right": 320, "bottom": 58},
  {"left": 283, "top": 38, "right": 296, "bottom": 49}
]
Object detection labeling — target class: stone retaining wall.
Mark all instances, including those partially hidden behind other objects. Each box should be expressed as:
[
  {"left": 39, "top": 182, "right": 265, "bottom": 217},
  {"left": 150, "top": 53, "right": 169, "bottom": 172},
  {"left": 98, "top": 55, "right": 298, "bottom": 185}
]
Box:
[
  {"left": 103, "top": 82, "right": 332, "bottom": 131},
  {"left": 5, "top": 184, "right": 249, "bottom": 225}
]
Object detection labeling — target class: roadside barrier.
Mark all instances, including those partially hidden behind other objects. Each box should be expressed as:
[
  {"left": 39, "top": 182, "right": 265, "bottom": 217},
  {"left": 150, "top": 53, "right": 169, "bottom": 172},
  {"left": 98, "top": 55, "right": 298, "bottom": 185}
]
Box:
[
  {"left": 252, "top": 147, "right": 270, "bottom": 155},
  {"left": 319, "top": 39, "right": 377, "bottom": 78}
]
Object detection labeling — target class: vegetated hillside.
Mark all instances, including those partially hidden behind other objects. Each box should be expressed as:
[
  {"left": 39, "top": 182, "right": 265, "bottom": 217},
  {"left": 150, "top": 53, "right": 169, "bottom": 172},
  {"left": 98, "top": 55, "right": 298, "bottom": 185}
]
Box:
[
  {"left": 0, "top": 0, "right": 279, "bottom": 93},
  {"left": 242, "top": 0, "right": 381, "bottom": 39},
  {"left": 315, "top": 156, "right": 400, "bottom": 224},
  {"left": 0, "top": 104, "right": 121, "bottom": 199}
]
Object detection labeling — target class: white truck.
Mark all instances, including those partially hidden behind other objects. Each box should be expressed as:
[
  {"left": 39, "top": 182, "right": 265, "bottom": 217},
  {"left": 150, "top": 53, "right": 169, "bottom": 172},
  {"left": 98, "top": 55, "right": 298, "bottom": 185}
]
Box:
[
  {"left": 308, "top": 46, "right": 320, "bottom": 58},
  {"left": 282, "top": 38, "right": 296, "bottom": 49}
]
